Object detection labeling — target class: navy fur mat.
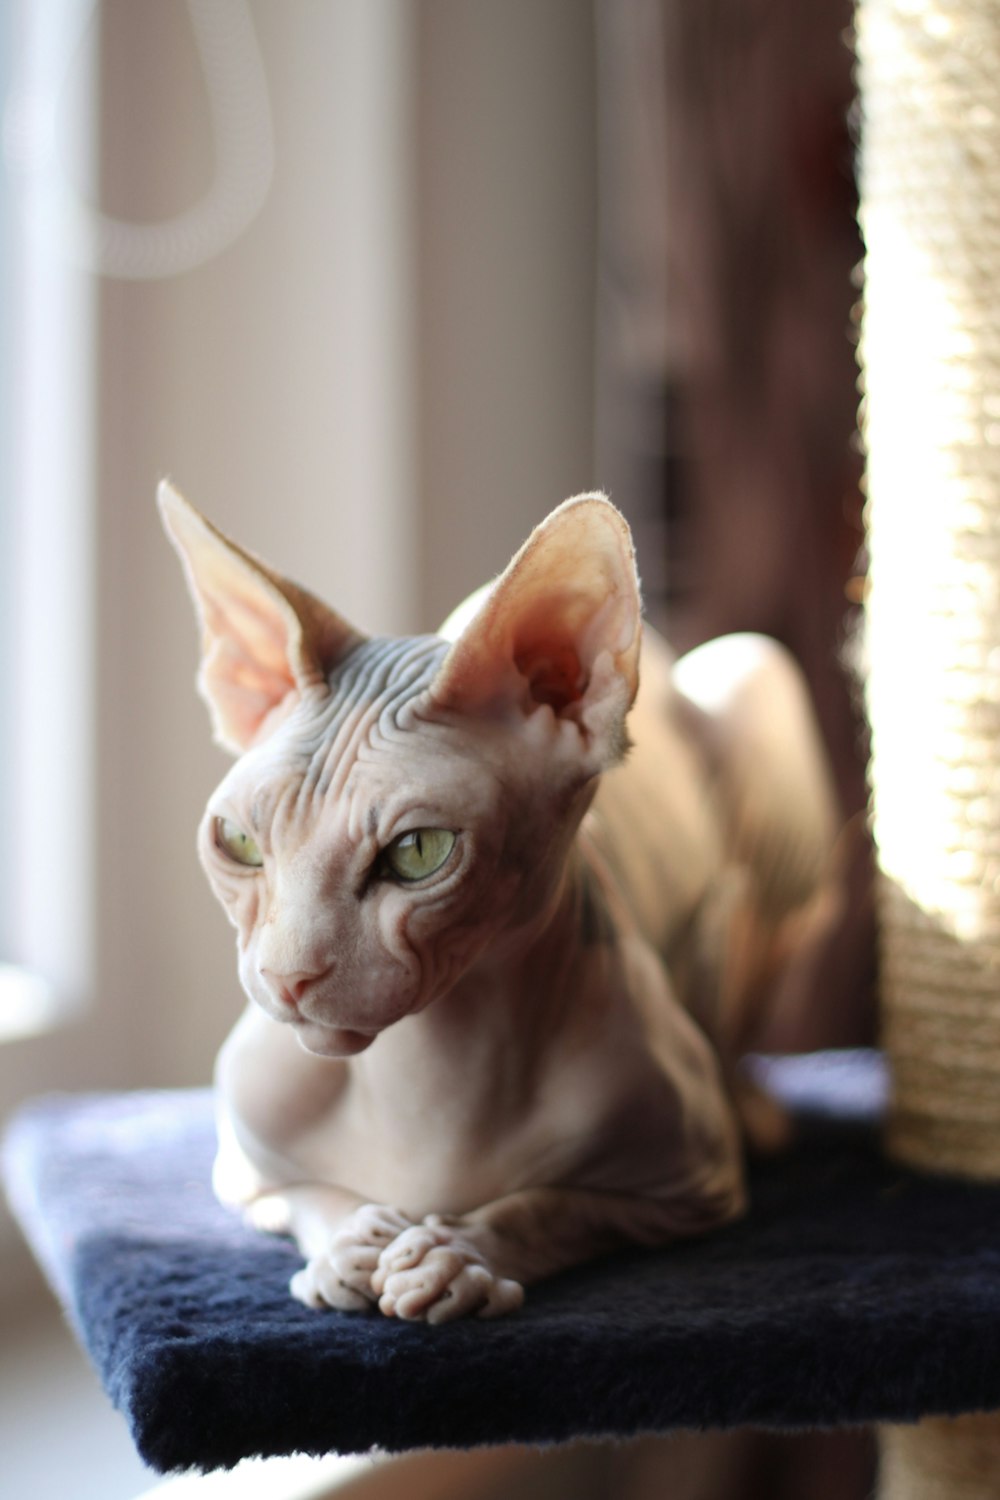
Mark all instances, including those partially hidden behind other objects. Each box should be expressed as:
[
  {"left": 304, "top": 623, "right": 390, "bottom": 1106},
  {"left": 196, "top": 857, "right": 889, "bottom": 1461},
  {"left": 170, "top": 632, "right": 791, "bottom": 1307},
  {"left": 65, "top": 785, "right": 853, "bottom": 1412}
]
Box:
[{"left": 5, "top": 1051, "right": 1000, "bottom": 1473}]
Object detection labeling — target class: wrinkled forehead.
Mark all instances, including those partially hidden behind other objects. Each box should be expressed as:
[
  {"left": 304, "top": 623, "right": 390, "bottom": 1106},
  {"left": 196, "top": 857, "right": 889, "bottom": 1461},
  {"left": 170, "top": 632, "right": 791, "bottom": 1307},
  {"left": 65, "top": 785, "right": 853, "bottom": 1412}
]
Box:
[{"left": 212, "top": 634, "right": 451, "bottom": 803}]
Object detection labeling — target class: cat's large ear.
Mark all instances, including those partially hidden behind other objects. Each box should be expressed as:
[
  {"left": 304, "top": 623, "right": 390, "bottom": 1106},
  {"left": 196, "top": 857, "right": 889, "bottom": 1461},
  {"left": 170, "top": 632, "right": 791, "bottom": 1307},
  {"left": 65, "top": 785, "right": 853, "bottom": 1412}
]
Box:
[
  {"left": 431, "top": 494, "right": 641, "bottom": 768},
  {"left": 158, "top": 480, "right": 364, "bottom": 754}
]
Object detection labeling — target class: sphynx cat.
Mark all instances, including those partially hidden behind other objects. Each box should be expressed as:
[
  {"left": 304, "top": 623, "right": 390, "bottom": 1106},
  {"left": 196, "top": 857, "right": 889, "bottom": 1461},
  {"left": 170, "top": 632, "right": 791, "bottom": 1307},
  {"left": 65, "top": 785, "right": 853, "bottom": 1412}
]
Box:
[{"left": 160, "top": 482, "right": 836, "bottom": 1323}]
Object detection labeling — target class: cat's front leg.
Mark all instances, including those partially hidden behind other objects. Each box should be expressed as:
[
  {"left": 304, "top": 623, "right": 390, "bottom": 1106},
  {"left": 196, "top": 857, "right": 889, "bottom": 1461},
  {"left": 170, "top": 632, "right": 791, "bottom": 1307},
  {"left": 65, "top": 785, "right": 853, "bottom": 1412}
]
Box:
[
  {"left": 245, "top": 1185, "right": 416, "bottom": 1313},
  {"left": 370, "top": 1217, "right": 525, "bottom": 1323},
  {"left": 371, "top": 1180, "right": 744, "bottom": 1323}
]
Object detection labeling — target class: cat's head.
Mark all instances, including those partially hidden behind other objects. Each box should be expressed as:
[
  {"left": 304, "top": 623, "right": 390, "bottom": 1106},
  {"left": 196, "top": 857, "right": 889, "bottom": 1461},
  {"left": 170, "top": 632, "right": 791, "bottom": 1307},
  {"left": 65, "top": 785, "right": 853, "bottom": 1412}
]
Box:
[{"left": 160, "top": 483, "right": 641, "bottom": 1057}]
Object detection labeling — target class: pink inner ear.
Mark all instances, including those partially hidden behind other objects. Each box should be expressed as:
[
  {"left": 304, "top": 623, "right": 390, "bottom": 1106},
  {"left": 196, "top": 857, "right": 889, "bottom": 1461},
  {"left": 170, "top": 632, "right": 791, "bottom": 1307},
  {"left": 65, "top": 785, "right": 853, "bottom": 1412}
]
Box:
[
  {"left": 216, "top": 588, "right": 297, "bottom": 681},
  {"left": 195, "top": 566, "right": 303, "bottom": 749},
  {"left": 431, "top": 497, "right": 641, "bottom": 733},
  {"left": 510, "top": 587, "right": 595, "bottom": 714},
  {"left": 515, "top": 640, "right": 586, "bottom": 713}
]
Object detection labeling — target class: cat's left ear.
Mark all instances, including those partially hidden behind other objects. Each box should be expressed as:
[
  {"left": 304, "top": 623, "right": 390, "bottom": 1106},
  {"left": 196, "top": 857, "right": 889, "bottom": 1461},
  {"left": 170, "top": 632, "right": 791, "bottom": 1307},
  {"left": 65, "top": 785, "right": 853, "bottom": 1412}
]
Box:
[
  {"left": 431, "top": 494, "right": 641, "bottom": 770},
  {"left": 158, "top": 480, "right": 364, "bottom": 754}
]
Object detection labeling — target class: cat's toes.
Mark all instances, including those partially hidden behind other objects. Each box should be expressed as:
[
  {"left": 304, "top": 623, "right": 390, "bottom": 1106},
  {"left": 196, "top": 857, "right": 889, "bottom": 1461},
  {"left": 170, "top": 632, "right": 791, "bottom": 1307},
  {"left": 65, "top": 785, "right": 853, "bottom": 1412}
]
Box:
[
  {"left": 426, "top": 1264, "right": 524, "bottom": 1324},
  {"left": 375, "top": 1238, "right": 524, "bottom": 1322},
  {"left": 290, "top": 1258, "right": 373, "bottom": 1313},
  {"left": 340, "top": 1203, "right": 415, "bottom": 1253},
  {"left": 291, "top": 1203, "right": 416, "bottom": 1313},
  {"left": 371, "top": 1223, "right": 444, "bottom": 1286}
]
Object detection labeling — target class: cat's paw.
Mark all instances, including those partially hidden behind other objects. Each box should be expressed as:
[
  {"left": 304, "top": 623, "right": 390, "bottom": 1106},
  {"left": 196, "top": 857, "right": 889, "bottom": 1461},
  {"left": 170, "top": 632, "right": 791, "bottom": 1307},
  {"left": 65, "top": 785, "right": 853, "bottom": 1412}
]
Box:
[
  {"left": 371, "top": 1216, "right": 525, "bottom": 1323},
  {"left": 289, "top": 1204, "right": 415, "bottom": 1313}
]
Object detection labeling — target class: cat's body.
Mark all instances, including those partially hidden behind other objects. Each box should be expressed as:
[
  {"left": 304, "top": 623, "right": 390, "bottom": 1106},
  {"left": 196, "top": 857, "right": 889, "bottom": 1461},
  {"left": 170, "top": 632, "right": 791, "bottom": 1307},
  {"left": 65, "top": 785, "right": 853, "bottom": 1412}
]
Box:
[{"left": 162, "top": 484, "right": 836, "bottom": 1322}]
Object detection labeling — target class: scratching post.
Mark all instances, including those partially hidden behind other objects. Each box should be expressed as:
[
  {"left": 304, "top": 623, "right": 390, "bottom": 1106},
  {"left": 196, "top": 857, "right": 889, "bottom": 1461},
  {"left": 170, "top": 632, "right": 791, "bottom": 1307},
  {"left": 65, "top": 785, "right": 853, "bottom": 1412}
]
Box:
[{"left": 858, "top": 0, "right": 1000, "bottom": 1494}]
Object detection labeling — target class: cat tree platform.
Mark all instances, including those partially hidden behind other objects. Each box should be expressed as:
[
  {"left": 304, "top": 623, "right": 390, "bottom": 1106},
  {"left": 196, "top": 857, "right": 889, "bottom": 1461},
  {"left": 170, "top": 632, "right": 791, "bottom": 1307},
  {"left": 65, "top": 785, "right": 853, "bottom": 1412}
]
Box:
[{"left": 4, "top": 1050, "right": 1000, "bottom": 1475}]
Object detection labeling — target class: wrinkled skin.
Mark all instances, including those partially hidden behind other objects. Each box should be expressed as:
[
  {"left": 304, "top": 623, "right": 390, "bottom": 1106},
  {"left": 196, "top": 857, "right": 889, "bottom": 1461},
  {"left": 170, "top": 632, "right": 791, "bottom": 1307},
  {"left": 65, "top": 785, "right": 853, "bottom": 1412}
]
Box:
[{"left": 161, "top": 483, "right": 837, "bottom": 1322}]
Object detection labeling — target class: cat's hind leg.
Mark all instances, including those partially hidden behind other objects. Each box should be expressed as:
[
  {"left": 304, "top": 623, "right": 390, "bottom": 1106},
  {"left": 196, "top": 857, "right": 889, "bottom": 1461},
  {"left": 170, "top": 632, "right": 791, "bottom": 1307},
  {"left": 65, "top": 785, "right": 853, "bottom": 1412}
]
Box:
[{"left": 672, "top": 632, "right": 839, "bottom": 1053}]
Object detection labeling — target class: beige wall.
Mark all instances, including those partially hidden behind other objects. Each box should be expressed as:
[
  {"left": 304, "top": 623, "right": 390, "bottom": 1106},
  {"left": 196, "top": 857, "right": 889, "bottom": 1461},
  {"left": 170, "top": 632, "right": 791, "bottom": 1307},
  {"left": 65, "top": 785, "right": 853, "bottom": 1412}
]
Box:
[{"left": 416, "top": 0, "right": 598, "bottom": 628}]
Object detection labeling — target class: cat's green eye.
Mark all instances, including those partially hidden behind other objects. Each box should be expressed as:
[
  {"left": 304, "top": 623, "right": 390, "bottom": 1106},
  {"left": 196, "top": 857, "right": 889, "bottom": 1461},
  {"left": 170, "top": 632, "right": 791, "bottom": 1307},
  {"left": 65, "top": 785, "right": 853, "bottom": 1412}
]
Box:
[
  {"left": 215, "top": 817, "right": 264, "bottom": 868},
  {"left": 383, "top": 828, "right": 456, "bottom": 882}
]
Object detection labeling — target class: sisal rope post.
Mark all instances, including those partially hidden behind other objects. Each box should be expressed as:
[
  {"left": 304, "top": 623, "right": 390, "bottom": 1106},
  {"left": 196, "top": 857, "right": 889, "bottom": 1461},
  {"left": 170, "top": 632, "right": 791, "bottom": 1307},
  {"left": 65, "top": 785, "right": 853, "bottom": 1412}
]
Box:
[{"left": 858, "top": 0, "right": 1000, "bottom": 1493}]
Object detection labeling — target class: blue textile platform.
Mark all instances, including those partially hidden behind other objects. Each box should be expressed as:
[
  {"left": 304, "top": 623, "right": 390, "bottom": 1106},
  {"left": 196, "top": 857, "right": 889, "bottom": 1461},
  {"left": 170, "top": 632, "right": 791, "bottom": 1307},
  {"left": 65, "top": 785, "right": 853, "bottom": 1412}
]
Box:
[{"left": 4, "top": 1050, "right": 1000, "bottom": 1474}]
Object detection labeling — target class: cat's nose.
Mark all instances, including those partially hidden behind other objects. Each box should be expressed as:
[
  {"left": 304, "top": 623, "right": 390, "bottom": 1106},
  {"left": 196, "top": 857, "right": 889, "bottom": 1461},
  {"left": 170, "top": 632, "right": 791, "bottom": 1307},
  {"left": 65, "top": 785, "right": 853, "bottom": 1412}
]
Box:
[{"left": 261, "top": 966, "right": 332, "bottom": 1008}]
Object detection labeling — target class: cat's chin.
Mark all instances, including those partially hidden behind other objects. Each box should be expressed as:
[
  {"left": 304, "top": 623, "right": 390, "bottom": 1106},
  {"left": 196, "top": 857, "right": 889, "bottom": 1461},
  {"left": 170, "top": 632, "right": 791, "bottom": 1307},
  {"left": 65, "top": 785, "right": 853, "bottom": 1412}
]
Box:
[{"left": 291, "top": 1018, "right": 378, "bottom": 1059}]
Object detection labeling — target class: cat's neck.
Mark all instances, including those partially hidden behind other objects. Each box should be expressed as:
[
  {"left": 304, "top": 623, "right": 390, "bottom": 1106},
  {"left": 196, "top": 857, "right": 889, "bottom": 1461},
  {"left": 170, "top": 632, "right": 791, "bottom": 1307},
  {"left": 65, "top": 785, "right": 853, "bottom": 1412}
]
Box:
[{"left": 347, "top": 844, "right": 618, "bottom": 1110}]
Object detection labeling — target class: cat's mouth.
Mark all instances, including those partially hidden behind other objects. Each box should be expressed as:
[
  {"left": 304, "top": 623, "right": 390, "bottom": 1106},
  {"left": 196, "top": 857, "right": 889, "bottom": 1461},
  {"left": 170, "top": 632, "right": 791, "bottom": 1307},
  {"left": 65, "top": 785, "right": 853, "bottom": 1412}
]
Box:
[{"left": 290, "top": 1015, "right": 379, "bottom": 1058}]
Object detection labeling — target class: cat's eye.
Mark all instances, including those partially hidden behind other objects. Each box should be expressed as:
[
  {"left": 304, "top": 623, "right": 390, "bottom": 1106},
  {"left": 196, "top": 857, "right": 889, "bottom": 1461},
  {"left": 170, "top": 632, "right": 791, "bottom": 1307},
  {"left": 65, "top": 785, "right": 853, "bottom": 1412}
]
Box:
[
  {"left": 215, "top": 817, "right": 264, "bottom": 868},
  {"left": 382, "top": 828, "right": 456, "bottom": 883}
]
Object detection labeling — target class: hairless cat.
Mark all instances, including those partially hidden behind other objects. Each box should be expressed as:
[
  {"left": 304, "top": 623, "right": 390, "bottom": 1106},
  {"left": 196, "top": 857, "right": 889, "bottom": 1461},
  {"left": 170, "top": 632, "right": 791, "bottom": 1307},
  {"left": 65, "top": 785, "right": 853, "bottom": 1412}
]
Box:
[{"left": 161, "top": 482, "right": 836, "bottom": 1323}]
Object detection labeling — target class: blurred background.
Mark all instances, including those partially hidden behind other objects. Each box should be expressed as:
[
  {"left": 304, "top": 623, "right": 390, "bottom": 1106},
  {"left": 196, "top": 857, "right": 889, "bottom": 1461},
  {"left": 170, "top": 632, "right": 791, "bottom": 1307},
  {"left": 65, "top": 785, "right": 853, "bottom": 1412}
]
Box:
[{"left": 0, "top": 2, "right": 873, "bottom": 1495}]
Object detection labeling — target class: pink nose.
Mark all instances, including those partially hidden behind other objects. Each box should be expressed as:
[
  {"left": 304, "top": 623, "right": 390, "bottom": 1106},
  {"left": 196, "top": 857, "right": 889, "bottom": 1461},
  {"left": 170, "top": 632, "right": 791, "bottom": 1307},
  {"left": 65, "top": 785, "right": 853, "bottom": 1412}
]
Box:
[{"left": 260, "top": 966, "right": 331, "bottom": 1008}]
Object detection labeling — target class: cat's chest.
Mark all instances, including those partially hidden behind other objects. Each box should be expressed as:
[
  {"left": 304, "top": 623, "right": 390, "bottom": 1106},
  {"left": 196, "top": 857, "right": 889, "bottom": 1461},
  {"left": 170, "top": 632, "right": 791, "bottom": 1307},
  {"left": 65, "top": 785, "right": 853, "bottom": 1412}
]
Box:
[
  {"left": 285, "top": 1101, "right": 527, "bottom": 1217},
  {"left": 261, "top": 1061, "right": 601, "bottom": 1217},
  {"left": 222, "top": 1005, "right": 649, "bottom": 1218}
]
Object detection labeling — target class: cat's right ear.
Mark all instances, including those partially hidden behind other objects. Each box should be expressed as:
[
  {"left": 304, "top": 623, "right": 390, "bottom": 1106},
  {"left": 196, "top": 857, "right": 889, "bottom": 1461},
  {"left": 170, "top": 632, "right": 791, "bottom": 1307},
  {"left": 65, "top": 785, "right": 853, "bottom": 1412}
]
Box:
[{"left": 158, "top": 481, "right": 365, "bottom": 754}]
